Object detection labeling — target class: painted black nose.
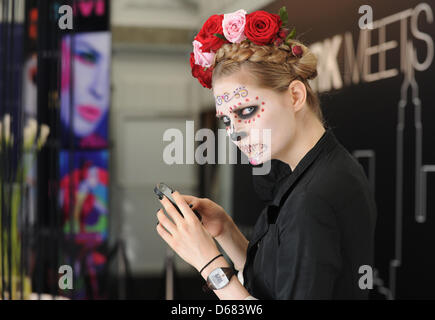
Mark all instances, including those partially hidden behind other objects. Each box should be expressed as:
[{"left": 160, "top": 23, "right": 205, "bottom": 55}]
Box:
[{"left": 230, "top": 131, "right": 247, "bottom": 141}]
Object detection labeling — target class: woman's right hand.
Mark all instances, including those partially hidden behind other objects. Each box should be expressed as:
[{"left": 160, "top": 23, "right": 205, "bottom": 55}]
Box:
[{"left": 179, "top": 194, "right": 231, "bottom": 239}]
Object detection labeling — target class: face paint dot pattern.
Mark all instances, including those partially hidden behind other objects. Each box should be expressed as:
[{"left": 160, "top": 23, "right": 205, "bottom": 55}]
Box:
[{"left": 216, "top": 88, "right": 266, "bottom": 130}]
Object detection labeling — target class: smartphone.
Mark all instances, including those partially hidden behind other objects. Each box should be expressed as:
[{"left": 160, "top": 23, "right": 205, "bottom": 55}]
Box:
[{"left": 154, "top": 182, "right": 202, "bottom": 221}]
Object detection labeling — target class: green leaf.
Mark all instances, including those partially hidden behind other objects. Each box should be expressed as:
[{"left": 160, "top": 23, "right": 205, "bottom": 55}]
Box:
[
  {"left": 286, "top": 27, "right": 296, "bottom": 42},
  {"left": 213, "top": 33, "right": 226, "bottom": 40},
  {"left": 279, "top": 7, "right": 288, "bottom": 27}
]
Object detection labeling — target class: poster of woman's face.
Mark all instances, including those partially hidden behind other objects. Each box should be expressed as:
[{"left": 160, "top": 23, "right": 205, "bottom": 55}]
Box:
[
  {"left": 61, "top": 32, "right": 111, "bottom": 148},
  {"left": 59, "top": 150, "right": 109, "bottom": 245}
]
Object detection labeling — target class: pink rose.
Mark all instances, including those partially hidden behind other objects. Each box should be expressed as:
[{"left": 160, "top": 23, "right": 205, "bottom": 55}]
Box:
[
  {"left": 222, "top": 9, "right": 247, "bottom": 43},
  {"left": 192, "top": 40, "right": 215, "bottom": 67}
]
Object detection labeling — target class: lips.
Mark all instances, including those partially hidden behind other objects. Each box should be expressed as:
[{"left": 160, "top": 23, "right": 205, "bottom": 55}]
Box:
[{"left": 78, "top": 105, "right": 101, "bottom": 123}]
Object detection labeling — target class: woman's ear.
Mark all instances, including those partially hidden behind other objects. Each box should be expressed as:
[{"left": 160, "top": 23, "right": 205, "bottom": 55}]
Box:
[{"left": 287, "top": 80, "right": 307, "bottom": 112}]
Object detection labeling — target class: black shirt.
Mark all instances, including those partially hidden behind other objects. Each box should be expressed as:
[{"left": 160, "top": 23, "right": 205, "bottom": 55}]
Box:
[{"left": 243, "top": 128, "right": 377, "bottom": 299}]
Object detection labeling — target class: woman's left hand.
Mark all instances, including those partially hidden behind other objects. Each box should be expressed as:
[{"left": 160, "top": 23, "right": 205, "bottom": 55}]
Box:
[{"left": 156, "top": 191, "right": 222, "bottom": 272}]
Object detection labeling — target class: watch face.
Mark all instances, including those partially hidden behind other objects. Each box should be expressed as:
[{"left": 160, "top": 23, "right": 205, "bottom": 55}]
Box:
[{"left": 209, "top": 268, "right": 229, "bottom": 289}]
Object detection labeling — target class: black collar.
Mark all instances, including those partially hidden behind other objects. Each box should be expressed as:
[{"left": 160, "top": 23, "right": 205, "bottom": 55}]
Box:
[{"left": 252, "top": 127, "right": 339, "bottom": 208}]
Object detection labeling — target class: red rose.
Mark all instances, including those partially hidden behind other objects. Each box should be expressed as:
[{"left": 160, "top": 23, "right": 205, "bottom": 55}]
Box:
[
  {"left": 190, "top": 52, "right": 213, "bottom": 89},
  {"left": 245, "top": 11, "right": 282, "bottom": 45},
  {"left": 195, "top": 14, "right": 225, "bottom": 53}
]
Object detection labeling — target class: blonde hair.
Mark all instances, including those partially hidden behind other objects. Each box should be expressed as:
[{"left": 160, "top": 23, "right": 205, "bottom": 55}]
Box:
[{"left": 211, "top": 40, "right": 325, "bottom": 126}]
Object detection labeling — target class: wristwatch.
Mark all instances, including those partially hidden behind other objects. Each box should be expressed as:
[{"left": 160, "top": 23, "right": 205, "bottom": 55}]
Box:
[{"left": 205, "top": 267, "right": 235, "bottom": 291}]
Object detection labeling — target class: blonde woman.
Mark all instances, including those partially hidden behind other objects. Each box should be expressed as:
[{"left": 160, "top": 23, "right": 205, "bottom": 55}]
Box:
[{"left": 156, "top": 8, "right": 377, "bottom": 300}]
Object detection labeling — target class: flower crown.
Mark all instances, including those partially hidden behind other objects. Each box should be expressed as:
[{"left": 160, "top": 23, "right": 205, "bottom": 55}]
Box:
[{"left": 190, "top": 6, "right": 302, "bottom": 89}]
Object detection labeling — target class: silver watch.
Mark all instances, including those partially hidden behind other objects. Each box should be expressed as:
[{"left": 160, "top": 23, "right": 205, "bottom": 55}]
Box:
[{"left": 206, "top": 267, "right": 234, "bottom": 290}]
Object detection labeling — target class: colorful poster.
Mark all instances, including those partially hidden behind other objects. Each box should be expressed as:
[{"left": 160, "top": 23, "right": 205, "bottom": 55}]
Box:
[
  {"left": 57, "top": 0, "right": 111, "bottom": 300},
  {"left": 59, "top": 150, "right": 109, "bottom": 245}
]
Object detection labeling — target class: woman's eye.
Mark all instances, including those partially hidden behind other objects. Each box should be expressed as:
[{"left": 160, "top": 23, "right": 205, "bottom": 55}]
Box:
[{"left": 238, "top": 106, "right": 258, "bottom": 119}]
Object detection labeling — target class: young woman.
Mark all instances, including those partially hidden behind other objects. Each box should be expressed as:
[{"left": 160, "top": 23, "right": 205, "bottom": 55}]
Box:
[{"left": 156, "top": 8, "right": 377, "bottom": 300}]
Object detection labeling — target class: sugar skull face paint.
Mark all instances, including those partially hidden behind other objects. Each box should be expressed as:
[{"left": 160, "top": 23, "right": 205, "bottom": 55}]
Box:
[
  {"left": 213, "top": 69, "right": 297, "bottom": 165},
  {"left": 215, "top": 86, "right": 249, "bottom": 106}
]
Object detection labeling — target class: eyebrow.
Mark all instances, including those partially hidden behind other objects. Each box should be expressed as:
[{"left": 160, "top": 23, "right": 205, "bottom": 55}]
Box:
[{"left": 215, "top": 102, "right": 257, "bottom": 119}]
